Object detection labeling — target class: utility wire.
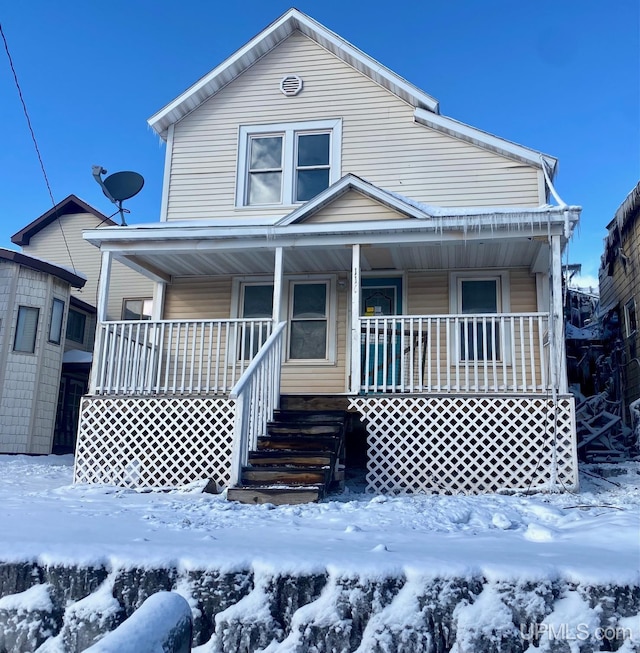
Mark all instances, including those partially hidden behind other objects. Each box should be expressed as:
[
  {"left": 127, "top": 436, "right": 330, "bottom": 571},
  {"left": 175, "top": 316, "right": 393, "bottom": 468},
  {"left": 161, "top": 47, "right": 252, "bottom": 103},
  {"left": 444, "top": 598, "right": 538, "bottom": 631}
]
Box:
[{"left": 0, "top": 21, "right": 76, "bottom": 274}]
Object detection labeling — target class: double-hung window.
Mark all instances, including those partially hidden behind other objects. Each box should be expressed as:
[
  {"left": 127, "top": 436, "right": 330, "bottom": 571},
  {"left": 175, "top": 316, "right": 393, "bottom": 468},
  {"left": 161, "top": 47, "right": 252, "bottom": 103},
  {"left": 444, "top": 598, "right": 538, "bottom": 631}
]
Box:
[
  {"left": 14, "top": 306, "right": 39, "bottom": 353},
  {"left": 624, "top": 299, "right": 637, "bottom": 338},
  {"left": 237, "top": 119, "right": 342, "bottom": 207}
]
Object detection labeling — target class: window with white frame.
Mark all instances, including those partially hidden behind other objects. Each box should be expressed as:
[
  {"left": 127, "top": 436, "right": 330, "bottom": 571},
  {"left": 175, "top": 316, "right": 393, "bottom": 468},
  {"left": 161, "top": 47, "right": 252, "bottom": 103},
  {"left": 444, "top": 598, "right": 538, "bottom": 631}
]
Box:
[
  {"left": 450, "top": 273, "right": 510, "bottom": 362},
  {"left": 48, "top": 298, "right": 65, "bottom": 345},
  {"left": 236, "top": 119, "right": 342, "bottom": 207},
  {"left": 624, "top": 298, "right": 637, "bottom": 338},
  {"left": 14, "top": 306, "right": 39, "bottom": 353},
  {"left": 237, "top": 278, "right": 334, "bottom": 362}
]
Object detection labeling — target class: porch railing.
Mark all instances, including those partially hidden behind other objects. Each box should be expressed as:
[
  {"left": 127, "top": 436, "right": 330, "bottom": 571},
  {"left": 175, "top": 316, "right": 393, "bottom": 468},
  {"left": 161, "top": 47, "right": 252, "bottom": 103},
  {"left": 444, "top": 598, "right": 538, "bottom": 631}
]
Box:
[
  {"left": 229, "top": 322, "right": 286, "bottom": 486},
  {"left": 359, "top": 313, "right": 550, "bottom": 394},
  {"left": 91, "top": 319, "right": 273, "bottom": 395}
]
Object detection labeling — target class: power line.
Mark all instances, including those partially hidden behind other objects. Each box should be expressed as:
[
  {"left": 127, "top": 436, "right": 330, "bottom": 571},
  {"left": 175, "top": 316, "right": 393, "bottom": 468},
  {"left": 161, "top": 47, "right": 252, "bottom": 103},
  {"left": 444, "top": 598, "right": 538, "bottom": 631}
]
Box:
[{"left": 0, "top": 21, "right": 76, "bottom": 274}]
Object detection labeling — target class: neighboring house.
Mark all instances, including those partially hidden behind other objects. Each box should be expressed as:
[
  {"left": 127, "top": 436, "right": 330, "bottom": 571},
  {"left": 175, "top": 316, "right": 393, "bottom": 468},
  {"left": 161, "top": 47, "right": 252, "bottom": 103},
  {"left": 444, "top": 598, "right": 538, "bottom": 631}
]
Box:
[
  {"left": 11, "top": 195, "right": 155, "bottom": 452},
  {"left": 0, "top": 248, "right": 85, "bottom": 454},
  {"left": 74, "top": 9, "right": 580, "bottom": 499},
  {"left": 599, "top": 181, "right": 640, "bottom": 428}
]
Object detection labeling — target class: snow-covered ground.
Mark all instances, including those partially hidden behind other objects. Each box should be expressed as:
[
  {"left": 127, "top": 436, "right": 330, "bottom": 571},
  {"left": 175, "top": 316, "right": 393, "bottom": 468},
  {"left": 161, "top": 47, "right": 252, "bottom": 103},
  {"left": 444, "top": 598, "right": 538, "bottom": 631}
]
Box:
[{"left": 0, "top": 455, "right": 638, "bottom": 586}]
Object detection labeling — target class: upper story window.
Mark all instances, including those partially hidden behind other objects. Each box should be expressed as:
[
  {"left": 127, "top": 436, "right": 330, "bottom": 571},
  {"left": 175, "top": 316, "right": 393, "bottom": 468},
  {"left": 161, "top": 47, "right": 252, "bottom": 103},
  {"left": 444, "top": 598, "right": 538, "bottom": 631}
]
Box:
[
  {"left": 236, "top": 119, "right": 342, "bottom": 207},
  {"left": 66, "top": 309, "right": 86, "bottom": 344}
]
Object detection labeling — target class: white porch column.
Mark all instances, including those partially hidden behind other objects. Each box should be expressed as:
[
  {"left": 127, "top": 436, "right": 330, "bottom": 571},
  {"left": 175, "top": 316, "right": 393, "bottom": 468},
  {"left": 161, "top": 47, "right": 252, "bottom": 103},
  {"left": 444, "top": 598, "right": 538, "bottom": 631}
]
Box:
[
  {"left": 272, "top": 247, "right": 284, "bottom": 323},
  {"left": 89, "top": 251, "right": 112, "bottom": 393},
  {"left": 152, "top": 282, "right": 166, "bottom": 321},
  {"left": 550, "top": 235, "right": 568, "bottom": 394},
  {"left": 350, "top": 244, "right": 361, "bottom": 394}
]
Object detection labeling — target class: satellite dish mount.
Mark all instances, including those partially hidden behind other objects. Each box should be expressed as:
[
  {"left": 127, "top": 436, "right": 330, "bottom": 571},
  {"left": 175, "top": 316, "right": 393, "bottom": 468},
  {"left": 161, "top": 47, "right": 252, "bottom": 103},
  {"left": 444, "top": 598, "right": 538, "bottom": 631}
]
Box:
[{"left": 91, "top": 166, "right": 144, "bottom": 226}]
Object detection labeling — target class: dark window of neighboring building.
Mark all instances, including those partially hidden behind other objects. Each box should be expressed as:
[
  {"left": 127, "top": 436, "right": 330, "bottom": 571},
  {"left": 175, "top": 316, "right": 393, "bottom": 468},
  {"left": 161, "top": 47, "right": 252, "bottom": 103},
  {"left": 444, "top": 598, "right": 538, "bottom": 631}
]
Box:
[
  {"left": 14, "top": 306, "right": 39, "bottom": 353},
  {"left": 66, "top": 309, "right": 86, "bottom": 343},
  {"left": 48, "top": 298, "right": 65, "bottom": 345}
]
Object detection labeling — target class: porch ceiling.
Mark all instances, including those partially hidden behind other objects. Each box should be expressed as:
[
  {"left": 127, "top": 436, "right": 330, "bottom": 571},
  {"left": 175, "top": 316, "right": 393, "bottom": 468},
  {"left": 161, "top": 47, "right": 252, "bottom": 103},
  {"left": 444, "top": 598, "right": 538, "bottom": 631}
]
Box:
[{"left": 116, "top": 238, "right": 547, "bottom": 279}]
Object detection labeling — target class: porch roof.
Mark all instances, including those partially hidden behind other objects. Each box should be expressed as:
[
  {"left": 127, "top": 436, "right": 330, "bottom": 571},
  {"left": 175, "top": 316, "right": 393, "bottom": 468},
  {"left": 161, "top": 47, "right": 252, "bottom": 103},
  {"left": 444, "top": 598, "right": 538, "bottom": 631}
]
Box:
[{"left": 82, "top": 177, "right": 580, "bottom": 281}]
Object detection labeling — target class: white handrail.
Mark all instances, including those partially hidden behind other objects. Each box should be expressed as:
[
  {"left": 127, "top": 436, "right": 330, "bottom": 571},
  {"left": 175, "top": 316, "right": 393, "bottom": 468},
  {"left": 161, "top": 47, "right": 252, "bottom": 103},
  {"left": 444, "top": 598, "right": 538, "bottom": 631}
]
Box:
[{"left": 229, "top": 322, "right": 286, "bottom": 486}]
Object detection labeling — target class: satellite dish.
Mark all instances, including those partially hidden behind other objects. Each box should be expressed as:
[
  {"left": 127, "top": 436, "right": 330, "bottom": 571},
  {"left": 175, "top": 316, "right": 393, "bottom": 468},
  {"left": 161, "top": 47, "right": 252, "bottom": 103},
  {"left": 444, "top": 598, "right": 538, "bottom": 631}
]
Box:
[
  {"left": 91, "top": 166, "right": 145, "bottom": 226},
  {"left": 102, "top": 171, "right": 144, "bottom": 202}
]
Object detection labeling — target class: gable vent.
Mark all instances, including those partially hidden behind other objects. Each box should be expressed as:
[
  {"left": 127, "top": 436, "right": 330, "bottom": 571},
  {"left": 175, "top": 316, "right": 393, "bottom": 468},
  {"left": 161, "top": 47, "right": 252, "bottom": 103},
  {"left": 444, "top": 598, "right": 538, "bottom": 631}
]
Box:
[{"left": 280, "top": 75, "right": 303, "bottom": 97}]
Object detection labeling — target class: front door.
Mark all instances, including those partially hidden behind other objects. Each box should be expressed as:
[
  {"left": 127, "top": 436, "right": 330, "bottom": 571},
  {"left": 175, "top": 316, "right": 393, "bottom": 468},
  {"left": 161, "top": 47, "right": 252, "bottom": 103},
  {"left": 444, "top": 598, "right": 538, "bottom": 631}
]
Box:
[{"left": 361, "top": 278, "right": 403, "bottom": 388}]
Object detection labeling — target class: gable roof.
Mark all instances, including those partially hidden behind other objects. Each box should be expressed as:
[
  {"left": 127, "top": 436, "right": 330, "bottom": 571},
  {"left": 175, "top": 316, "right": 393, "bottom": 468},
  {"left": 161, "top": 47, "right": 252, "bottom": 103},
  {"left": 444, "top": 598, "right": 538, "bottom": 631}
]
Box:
[
  {"left": 0, "top": 248, "right": 86, "bottom": 289},
  {"left": 148, "top": 8, "right": 440, "bottom": 139},
  {"left": 148, "top": 9, "right": 557, "bottom": 175},
  {"left": 11, "top": 194, "right": 113, "bottom": 247}
]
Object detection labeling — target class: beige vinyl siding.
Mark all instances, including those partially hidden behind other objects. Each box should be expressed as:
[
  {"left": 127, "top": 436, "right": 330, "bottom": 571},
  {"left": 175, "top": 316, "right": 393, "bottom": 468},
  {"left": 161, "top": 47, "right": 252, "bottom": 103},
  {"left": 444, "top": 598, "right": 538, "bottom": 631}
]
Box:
[
  {"left": 304, "top": 190, "right": 406, "bottom": 223},
  {"left": 167, "top": 32, "right": 541, "bottom": 221},
  {"left": 21, "top": 212, "right": 154, "bottom": 320}
]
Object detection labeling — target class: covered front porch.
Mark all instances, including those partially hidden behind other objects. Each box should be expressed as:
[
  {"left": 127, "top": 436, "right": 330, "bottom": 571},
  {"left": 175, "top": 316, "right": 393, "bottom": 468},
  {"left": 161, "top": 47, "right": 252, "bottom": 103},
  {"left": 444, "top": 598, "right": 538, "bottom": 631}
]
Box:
[{"left": 75, "top": 192, "right": 579, "bottom": 495}]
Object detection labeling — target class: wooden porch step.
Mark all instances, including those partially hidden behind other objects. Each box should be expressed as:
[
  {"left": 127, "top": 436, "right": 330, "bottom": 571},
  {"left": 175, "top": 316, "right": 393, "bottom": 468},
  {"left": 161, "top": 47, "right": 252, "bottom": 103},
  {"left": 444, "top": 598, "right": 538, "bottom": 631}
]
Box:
[
  {"left": 248, "top": 450, "right": 334, "bottom": 467},
  {"left": 272, "top": 409, "right": 348, "bottom": 424},
  {"left": 267, "top": 423, "right": 343, "bottom": 437},
  {"left": 257, "top": 434, "right": 342, "bottom": 454},
  {"left": 240, "top": 466, "right": 330, "bottom": 486},
  {"left": 227, "top": 486, "right": 324, "bottom": 505}
]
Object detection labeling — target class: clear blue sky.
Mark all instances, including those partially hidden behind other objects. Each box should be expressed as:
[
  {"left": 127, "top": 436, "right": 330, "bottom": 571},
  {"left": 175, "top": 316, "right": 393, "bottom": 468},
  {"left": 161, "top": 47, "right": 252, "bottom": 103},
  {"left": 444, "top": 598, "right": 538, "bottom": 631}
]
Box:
[{"left": 1, "top": 1, "right": 638, "bottom": 285}]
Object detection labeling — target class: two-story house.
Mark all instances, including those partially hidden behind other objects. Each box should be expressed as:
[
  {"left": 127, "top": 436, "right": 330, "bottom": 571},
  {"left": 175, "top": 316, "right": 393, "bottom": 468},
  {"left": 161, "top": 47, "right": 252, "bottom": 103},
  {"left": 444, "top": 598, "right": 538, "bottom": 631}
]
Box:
[
  {"left": 74, "top": 9, "right": 580, "bottom": 502},
  {"left": 12, "top": 195, "right": 155, "bottom": 452}
]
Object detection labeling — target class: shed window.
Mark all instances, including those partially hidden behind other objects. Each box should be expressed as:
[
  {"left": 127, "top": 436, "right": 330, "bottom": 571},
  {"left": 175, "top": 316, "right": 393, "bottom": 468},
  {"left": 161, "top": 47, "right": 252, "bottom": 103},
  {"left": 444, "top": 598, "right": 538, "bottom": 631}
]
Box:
[
  {"left": 48, "top": 298, "right": 65, "bottom": 345},
  {"left": 14, "top": 306, "right": 39, "bottom": 353}
]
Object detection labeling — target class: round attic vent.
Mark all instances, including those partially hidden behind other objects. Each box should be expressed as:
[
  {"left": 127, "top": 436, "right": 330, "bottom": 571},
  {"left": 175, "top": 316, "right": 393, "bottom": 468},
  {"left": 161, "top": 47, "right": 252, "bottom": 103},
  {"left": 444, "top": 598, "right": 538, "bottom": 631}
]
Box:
[{"left": 280, "top": 75, "right": 303, "bottom": 97}]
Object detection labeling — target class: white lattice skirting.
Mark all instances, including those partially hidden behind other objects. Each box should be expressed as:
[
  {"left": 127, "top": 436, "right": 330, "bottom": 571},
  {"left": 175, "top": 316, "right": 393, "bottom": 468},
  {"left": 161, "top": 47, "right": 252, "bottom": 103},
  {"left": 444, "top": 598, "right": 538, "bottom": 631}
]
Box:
[
  {"left": 349, "top": 395, "right": 577, "bottom": 495},
  {"left": 74, "top": 396, "right": 235, "bottom": 488}
]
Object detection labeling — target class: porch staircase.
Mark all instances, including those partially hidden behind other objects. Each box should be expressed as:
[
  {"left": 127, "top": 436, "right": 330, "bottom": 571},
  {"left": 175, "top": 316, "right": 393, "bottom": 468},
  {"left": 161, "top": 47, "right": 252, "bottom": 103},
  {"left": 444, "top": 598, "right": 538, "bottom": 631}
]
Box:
[{"left": 227, "top": 409, "right": 347, "bottom": 505}]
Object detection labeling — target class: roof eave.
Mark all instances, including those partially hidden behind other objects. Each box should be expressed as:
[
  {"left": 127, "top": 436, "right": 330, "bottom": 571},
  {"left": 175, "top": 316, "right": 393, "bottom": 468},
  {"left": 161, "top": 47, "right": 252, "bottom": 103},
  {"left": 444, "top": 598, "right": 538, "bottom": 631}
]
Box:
[{"left": 414, "top": 108, "right": 557, "bottom": 172}]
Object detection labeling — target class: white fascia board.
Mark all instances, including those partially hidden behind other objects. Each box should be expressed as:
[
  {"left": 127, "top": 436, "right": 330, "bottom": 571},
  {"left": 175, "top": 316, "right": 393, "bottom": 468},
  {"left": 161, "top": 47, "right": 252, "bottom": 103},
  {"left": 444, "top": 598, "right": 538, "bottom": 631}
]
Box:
[
  {"left": 105, "top": 223, "right": 569, "bottom": 259},
  {"left": 414, "top": 108, "right": 558, "bottom": 174},
  {"left": 86, "top": 209, "right": 576, "bottom": 252},
  {"left": 148, "top": 9, "right": 440, "bottom": 139}
]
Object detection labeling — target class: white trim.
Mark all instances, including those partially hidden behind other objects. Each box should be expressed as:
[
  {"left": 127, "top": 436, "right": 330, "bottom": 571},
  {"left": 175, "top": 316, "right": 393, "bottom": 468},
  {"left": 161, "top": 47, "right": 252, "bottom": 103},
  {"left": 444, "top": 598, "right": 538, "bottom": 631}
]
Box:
[
  {"left": 147, "top": 8, "right": 439, "bottom": 139},
  {"left": 350, "top": 244, "right": 361, "bottom": 394},
  {"left": 235, "top": 119, "right": 342, "bottom": 208},
  {"left": 414, "top": 108, "right": 557, "bottom": 173},
  {"left": 159, "top": 124, "right": 174, "bottom": 222}
]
